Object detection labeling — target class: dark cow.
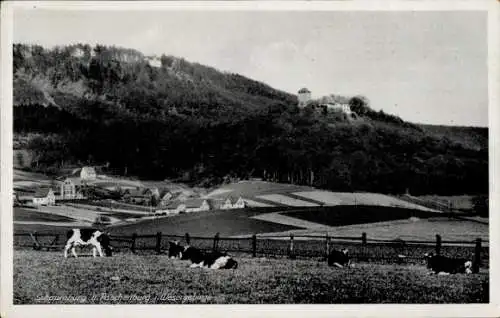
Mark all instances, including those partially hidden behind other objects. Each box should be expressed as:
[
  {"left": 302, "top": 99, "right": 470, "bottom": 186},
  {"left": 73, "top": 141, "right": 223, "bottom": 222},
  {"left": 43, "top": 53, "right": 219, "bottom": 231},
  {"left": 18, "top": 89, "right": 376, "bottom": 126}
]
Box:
[
  {"left": 328, "top": 248, "right": 350, "bottom": 268},
  {"left": 424, "top": 252, "right": 473, "bottom": 275},
  {"left": 181, "top": 246, "right": 238, "bottom": 269},
  {"left": 64, "top": 229, "right": 113, "bottom": 258},
  {"left": 168, "top": 240, "right": 184, "bottom": 259}
]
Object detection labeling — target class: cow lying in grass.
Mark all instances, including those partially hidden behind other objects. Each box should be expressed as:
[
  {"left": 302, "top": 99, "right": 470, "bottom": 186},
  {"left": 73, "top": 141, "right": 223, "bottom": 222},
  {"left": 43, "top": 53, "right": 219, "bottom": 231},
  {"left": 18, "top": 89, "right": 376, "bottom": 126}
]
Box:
[
  {"left": 328, "top": 248, "right": 351, "bottom": 268},
  {"left": 181, "top": 246, "right": 238, "bottom": 269},
  {"left": 168, "top": 240, "right": 184, "bottom": 259},
  {"left": 64, "top": 229, "right": 113, "bottom": 258},
  {"left": 168, "top": 241, "right": 238, "bottom": 269},
  {"left": 424, "top": 252, "right": 473, "bottom": 275}
]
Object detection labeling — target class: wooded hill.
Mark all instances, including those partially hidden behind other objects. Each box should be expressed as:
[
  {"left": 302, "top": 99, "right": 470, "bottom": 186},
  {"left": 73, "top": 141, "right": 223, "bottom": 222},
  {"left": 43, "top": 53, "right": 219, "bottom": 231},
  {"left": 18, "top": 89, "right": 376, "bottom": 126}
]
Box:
[{"left": 13, "top": 43, "right": 488, "bottom": 195}]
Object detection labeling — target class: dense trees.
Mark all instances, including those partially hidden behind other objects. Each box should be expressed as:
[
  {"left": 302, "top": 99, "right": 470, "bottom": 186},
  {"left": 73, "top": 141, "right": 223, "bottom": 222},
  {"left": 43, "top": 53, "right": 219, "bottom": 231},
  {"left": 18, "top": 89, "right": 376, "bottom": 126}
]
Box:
[{"left": 13, "top": 44, "right": 489, "bottom": 195}]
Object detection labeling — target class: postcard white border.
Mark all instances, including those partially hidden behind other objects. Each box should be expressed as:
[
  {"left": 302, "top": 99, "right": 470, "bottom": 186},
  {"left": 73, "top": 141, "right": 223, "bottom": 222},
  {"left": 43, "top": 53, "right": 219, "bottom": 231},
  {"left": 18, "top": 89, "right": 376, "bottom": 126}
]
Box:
[{"left": 1, "top": 1, "right": 499, "bottom": 318}]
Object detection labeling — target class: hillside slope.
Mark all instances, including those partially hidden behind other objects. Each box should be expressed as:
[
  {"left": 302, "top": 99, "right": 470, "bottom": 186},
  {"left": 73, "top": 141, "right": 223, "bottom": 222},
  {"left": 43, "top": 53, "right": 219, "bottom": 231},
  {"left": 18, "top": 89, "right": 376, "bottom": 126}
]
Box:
[{"left": 13, "top": 43, "right": 488, "bottom": 196}]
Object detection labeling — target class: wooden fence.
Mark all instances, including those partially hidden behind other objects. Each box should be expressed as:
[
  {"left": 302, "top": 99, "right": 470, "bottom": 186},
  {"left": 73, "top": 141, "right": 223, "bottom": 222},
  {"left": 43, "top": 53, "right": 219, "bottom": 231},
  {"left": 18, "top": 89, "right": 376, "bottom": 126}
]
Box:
[{"left": 13, "top": 232, "right": 488, "bottom": 271}]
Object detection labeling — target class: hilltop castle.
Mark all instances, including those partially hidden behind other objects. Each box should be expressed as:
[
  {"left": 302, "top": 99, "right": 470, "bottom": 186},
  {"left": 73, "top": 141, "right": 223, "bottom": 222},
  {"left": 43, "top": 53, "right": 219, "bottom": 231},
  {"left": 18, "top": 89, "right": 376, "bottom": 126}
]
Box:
[{"left": 297, "top": 88, "right": 352, "bottom": 115}]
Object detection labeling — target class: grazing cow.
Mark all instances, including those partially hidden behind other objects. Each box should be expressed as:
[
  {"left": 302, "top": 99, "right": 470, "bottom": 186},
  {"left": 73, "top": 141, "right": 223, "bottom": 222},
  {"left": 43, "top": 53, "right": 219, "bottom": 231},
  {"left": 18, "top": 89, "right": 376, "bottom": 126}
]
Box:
[
  {"left": 181, "top": 246, "right": 238, "bottom": 269},
  {"left": 328, "top": 248, "right": 350, "bottom": 268},
  {"left": 168, "top": 240, "right": 184, "bottom": 259},
  {"left": 424, "top": 252, "right": 473, "bottom": 275},
  {"left": 64, "top": 229, "right": 113, "bottom": 258}
]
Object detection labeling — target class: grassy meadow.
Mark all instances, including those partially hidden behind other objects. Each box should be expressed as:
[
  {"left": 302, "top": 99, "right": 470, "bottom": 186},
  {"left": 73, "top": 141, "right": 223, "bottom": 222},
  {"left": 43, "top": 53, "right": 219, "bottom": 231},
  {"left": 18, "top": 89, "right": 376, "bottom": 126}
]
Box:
[
  {"left": 14, "top": 207, "right": 76, "bottom": 223},
  {"left": 14, "top": 250, "right": 488, "bottom": 304}
]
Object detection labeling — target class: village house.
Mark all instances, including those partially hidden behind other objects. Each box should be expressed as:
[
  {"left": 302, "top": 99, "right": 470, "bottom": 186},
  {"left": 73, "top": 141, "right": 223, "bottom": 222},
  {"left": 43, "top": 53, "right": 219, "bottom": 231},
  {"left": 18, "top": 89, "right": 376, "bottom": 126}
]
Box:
[
  {"left": 33, "top": 188, "right": 56, "bottom": 206},
  {"left": 59, "top": 178, "right": 85, "bottom": 200},
  {"left": 220, "top": 196, "right": 247, "bottom": 210},
  {"left": 162, "top": 198, "right": 211, "bottom": 214},
  {"left": 60, "top": 178, "right": 76, "bottom": 199},
  {"left": 158, "top": 200, "right": 184, "bottom": 215},
  {"left": 123, "top": 188, "right": 152, "bottom": 205},
  {"left": 80, "top": 166, "right": 97, "bottom": 181},
  {"left": 159, "top": 190, "right": 174, "bottom": 206},
  {"left": 145, "top": 187, "right": 160, "bottom": 199},
  {"left": 184, "top": 199, "right": 211, "bottom": 213}
]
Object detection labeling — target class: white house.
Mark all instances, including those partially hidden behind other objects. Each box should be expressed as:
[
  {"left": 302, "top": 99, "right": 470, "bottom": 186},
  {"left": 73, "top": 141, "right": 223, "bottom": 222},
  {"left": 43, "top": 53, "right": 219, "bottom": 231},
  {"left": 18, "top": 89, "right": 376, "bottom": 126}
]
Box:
[
  {"left": 159, "top": 191, "right": 173, "bottom": 206},
  {"left": 33, "top": 188, "right": 56, "bottom": 206},
  {"left": 221, "top": 196, "right": 246, "bottom": 210},
  {"left": 80, "top": 166, "right": 97, "bottom": 181},
  {"left": 157, "top": 198, "right": 211, "bottom": 214},
  {"left": 60, "top": 178, "right": 76, "bottom": 199},
  {"left": 184, "top": 199, "right": 211, "bottom": 213},
  {"left": 59, "top": 178, "right": 85, "bottom": 200}
]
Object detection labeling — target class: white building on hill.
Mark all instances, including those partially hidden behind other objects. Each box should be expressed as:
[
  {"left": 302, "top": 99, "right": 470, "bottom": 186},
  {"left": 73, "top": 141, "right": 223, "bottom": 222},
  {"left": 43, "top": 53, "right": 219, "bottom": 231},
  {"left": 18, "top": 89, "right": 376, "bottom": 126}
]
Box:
[
  {"left": 163, "top": 199, "right": 211, "bottom": 214},
  {"left": 59, "top": 178, "right": 85, "bottom": 200},
  {"left": 298, "top": 88, "right": 312, "bottom": 107}
]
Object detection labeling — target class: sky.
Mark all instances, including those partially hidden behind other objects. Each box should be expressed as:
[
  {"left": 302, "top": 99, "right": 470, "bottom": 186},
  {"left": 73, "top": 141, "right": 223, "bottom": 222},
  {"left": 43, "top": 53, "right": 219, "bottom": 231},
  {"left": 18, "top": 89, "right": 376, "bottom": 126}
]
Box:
[{"left": 13, "top": 8, "right": 488, "bottom": 127}]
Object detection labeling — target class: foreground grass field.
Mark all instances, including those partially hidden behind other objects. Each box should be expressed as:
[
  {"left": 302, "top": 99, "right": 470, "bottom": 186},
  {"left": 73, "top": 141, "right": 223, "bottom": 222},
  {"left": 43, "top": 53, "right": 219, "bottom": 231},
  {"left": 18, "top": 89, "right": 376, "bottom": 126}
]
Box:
[{"left": 14, "top": 250, "right": 488, "bottom": 304}]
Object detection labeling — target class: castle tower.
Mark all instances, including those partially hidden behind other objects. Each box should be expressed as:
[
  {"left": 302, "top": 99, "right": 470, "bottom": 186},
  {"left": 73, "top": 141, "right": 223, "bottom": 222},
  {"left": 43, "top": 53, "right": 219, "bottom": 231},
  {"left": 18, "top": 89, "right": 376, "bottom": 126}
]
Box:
[{"left": 297, "top": 88, "right": 311, "bottom": 107}]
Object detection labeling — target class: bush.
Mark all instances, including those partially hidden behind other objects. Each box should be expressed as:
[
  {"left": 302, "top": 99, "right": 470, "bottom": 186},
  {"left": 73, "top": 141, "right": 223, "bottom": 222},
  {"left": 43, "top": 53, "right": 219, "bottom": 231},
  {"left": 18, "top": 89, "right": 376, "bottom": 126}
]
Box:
[
  {"left": 472, "top": 195, "right": 489, "bottom": 217},
  {"left": 93, "top": 215, "right": 111, "bottom": 226}
]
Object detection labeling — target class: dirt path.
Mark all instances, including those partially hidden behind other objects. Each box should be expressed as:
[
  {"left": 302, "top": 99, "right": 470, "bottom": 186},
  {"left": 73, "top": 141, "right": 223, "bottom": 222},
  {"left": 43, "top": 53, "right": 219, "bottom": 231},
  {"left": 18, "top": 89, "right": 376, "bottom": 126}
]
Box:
[{"left": 36, "top": 205, "right": 121, "bottom": 224}]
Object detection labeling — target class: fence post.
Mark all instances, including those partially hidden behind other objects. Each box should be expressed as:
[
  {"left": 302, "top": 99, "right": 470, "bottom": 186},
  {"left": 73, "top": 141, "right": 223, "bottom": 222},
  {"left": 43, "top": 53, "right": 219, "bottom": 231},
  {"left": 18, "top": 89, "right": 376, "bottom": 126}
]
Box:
[
  {"left": 325, "top": 234, "right": 330, "bottom": 260},
  {"left": 50, "top": 234, "right": 60, "bottom": 250},
  {"left": 289, "top": 234, "right": 295, "bottom": 259},
  {"left": 156, "top": 232, "right": 162, "bottom": 254},
  {"left": 252, "top": 234, "right": 257, "bottom": 258},
  {"left": 32, "top": 231, "right": 40, "bottom": 250},
  {"left": 361, "top": 232, "right": 367, "bottom": 245},
  {"left": 213, "top": 232, "right": 220, "bottom": 252},
  {"left": 185, "top": 233, "right": 191, "bottom": 245},
  {"left": 473, "top": 238, "right": 482, "bottom": 273},
  {"left": 435, "top": 234, "right": 442, "bottom": 255},
  {"left": 131, "top": 233, "right": 137, "bottom": 253}
]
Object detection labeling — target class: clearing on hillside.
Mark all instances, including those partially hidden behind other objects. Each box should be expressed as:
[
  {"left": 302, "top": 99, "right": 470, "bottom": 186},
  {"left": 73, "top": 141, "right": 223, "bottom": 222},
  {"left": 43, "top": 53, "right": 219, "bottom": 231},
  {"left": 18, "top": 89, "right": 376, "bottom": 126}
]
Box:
[{"left": 206, "top": 181, "right": 436, "bottom": 211}]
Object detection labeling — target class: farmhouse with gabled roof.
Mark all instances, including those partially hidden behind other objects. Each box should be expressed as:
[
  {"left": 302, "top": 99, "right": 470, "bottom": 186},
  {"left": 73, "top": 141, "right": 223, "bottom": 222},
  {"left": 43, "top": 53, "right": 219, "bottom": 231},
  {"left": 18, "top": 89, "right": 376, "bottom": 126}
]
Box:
[
  {"left": 221, "top": 196, "right": 246, "bottom": 210},
  {"left": 33, "top": 188, "right": 56, "bottom": 206}
]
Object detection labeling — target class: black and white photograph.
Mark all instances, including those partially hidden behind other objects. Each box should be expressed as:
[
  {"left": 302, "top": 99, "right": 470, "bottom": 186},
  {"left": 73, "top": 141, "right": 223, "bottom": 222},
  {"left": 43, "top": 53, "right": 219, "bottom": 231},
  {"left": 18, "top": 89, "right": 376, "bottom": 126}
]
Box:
[{"left": 1, "top": 0, "right": 498, "bottom": 316}]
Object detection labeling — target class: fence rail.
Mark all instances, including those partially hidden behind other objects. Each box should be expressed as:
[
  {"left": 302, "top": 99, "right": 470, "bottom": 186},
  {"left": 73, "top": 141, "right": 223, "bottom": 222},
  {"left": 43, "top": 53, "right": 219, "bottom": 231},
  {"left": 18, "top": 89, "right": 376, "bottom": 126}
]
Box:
[{"left": 13, "top": 231, "right": 489, "bottom": 270}]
